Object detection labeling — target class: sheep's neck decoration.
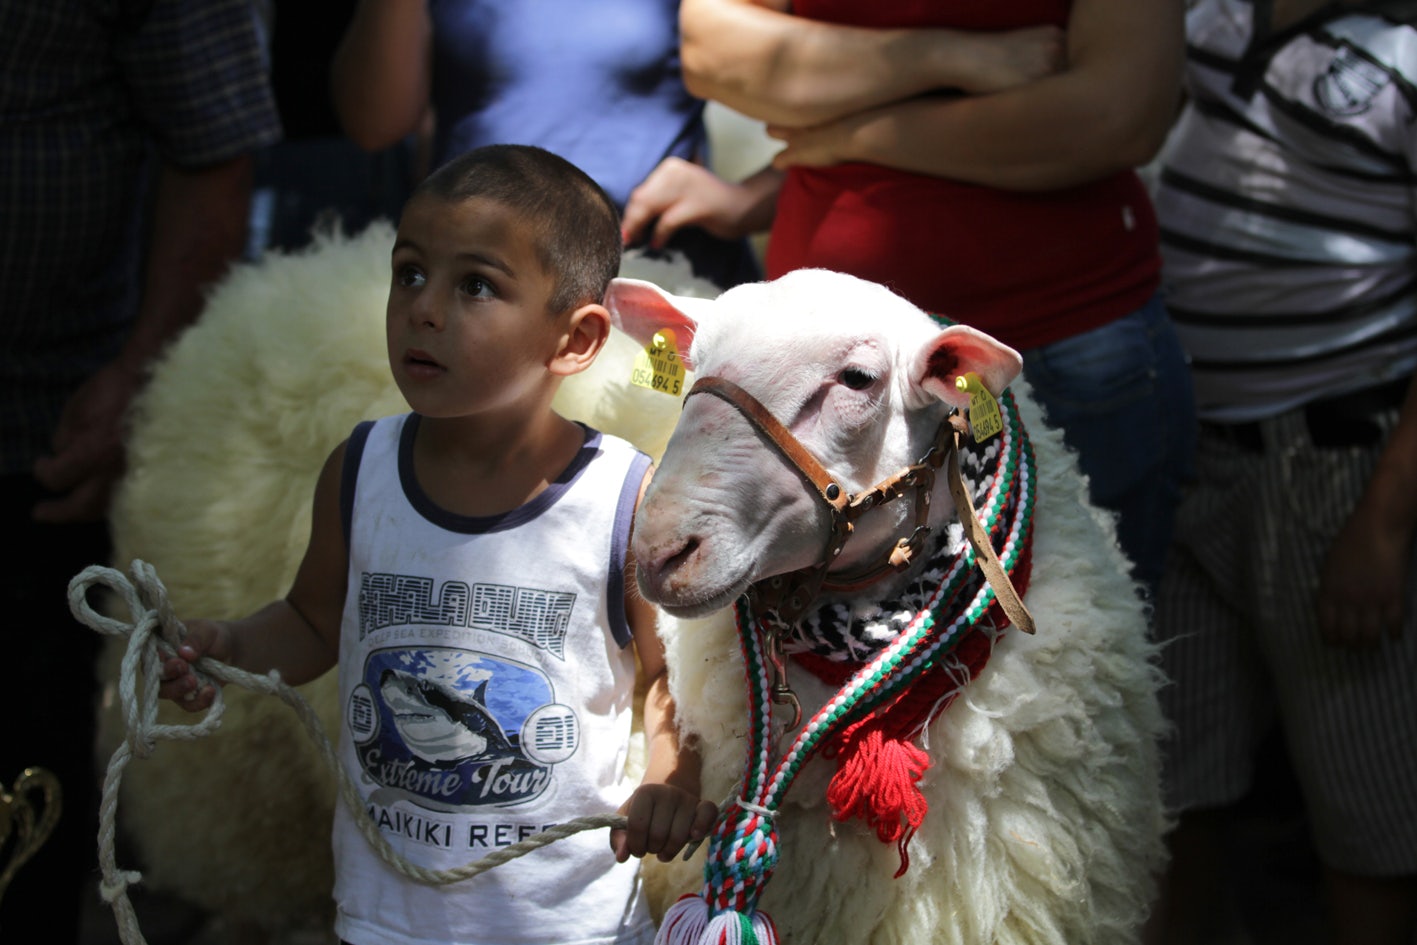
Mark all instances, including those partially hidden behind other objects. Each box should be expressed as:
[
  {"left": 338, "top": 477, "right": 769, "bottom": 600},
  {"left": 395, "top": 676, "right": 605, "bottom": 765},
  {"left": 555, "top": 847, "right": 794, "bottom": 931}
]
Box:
[{"left": 657, "top": 386, "right": 1037, "bottom": 945}]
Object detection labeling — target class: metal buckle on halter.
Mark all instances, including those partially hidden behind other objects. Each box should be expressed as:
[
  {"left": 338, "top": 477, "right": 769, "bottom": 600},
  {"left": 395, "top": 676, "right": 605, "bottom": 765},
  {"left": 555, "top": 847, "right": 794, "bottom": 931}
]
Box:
[{"left": 763, "top": 625, "right": 802, "bottom": 730}]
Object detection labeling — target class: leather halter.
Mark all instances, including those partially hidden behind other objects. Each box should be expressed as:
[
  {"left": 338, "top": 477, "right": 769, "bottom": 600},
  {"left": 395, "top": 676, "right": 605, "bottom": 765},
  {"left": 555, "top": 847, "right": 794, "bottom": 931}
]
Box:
[{"left": 685, "top": 376, "right": 1034, "bottom": 635}]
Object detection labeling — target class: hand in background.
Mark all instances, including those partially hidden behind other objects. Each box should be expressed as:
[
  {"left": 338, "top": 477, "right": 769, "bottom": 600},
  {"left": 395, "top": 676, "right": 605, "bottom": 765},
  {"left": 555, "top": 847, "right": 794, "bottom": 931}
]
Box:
[
  {"left": 31, "top": 359, "right": 146, "bottom": 523},
  {"left": 952, "top": 24, "right": 1067, "bottom": 94},
  {"left": 621, "top": 158, "right": 782, "bottom": 251},
  {"left": 1317, "top": 501, "right": 1412, "bottom": 648}
]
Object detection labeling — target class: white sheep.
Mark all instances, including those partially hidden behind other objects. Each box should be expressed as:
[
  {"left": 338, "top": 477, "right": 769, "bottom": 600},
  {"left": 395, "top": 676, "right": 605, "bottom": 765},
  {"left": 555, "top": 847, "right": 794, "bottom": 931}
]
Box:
[
  {"left": 606, "top": 271, "right": 1168, "bottom": 945},
  {"left": 98, "top": 230, "right": 1166, "bottom": 945}
]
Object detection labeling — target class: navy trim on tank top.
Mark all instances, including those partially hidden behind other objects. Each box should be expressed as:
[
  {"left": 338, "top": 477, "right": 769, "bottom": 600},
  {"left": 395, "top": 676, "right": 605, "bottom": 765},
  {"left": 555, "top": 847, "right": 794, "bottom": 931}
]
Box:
[
  {"left": 339, "top": 420, "right": 376, "bottom": 552},
  {"left": 396, "top": 413, "right": 603, "bottom": 534},
  {"left": 606, "top": 450, "right": 652, "bottom": 650}
]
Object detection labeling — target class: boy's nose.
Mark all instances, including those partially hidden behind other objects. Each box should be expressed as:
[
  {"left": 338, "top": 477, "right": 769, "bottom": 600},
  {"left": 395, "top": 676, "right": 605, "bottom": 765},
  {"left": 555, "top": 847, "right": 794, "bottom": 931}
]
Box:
[{"left": 409, "top": 294, "right": 444, "bottom": 330}]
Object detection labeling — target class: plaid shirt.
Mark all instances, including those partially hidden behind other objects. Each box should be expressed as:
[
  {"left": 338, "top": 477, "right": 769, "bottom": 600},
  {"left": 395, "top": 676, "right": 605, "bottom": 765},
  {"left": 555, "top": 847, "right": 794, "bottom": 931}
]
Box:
[{"left": 0, "top": 0, "right": 281, "bottom": 474}]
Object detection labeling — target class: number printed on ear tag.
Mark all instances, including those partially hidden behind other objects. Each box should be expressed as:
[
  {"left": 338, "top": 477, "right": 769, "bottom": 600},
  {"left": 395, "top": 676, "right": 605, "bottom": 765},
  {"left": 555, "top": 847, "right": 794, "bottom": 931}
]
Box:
[
  {"left": 630, "top": 329, "right": 685, "bottom": 397},
  {"left": 956, "top": 372, "right": 1003, "bottom": 441}
]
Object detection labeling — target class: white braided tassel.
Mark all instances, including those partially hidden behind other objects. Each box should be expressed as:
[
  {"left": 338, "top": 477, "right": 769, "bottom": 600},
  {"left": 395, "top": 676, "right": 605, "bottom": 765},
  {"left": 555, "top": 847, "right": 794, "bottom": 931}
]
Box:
[{"left": 655, "top": 894, "right": 778, "bottom": 945}]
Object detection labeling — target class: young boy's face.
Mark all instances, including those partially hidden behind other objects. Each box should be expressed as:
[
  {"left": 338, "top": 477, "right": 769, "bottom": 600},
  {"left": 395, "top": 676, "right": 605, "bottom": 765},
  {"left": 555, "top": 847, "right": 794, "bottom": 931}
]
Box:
[{"left": 386, "top": 193, "right": 567, "bottom": 420}]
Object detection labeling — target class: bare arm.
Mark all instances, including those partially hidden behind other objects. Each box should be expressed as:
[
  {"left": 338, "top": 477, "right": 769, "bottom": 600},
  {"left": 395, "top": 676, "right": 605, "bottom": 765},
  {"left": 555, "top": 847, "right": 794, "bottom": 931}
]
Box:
[
  {"left": 1317, "top": 377, "right": 1417, "bottom": 647},
  {"left": 766, "top": 0, "right": 1185, "bottom": 191},
  {"left": 612, "top": 469, "right": 717, "bottom": 861},
  {"left": 32, "top": 156, "right": 254, "bottom": 523},
  {"left": 161, "top": 443, "right": 349, "bottom": 706},
  {"left": 330, "top": 0, "right": 432, "bottom": 151},
  {"left": 680, "top": 0, "right": 1065, "bottom": 128}
]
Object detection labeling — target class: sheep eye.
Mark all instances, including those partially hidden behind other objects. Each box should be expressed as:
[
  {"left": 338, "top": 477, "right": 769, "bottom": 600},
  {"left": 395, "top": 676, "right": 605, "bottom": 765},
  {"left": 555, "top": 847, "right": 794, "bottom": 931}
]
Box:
[{"left": 839, "top": 367, "right": 876, "bottom": 391}]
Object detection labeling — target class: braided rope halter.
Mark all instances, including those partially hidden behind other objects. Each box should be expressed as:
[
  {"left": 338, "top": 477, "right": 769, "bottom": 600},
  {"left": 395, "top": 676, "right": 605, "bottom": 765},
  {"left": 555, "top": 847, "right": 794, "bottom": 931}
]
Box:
[{"left": 657, "top": 377, "right": 1037, "bottom": 945}]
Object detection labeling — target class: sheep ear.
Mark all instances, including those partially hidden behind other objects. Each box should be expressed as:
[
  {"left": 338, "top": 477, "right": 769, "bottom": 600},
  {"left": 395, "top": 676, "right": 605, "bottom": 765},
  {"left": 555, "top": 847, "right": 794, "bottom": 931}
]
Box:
[
  {"left": 912, "top": 324, "right": 1022, "bottom": 410},
  {"left": 605, "top": 278, "right": 710, "bottom": 371}
]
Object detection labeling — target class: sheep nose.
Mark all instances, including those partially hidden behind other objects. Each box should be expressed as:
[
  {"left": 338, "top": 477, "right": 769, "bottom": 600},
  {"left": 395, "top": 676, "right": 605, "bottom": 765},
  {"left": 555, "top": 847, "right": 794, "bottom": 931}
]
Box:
[{"left": 634, "top": 534, "right": 703, "bottom": 598}]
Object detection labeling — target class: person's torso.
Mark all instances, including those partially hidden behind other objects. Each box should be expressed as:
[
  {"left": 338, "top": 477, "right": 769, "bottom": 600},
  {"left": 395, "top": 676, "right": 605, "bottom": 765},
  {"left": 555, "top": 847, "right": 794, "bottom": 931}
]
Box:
[
  {"left": 332, "top": 413, "right": 655, "bottom": 945},
  {"left": 1154, "top": 0, "right": 1417, "bottom": 420},
  {"left": 428, "top": 0, "right": 702, "bottom": 209},
  {"left": 766, "top": 0, "right": 1162, "bottom": 349}
]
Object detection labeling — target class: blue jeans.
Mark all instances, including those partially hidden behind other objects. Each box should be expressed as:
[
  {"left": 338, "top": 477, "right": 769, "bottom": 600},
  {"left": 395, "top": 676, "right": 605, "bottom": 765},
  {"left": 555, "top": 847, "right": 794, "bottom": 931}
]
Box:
[{"left": 1020, "top": 294, "right": 1197, "bottom": 599}]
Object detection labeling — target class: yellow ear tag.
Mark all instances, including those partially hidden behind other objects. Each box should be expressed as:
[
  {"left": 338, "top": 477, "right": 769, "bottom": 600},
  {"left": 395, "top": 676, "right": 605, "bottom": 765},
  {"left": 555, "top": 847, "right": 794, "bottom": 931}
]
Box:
[
  {"left": 631, "top": 329, "right": 685, "bottom": 397},
  {"left": 956, "top": 371, "right": 1003, "bottom": 441}
]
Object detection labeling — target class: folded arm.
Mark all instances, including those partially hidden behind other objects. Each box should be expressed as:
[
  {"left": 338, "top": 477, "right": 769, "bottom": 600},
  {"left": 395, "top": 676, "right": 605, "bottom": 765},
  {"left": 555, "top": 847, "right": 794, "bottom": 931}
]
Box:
[
  {"left": 765, "top": 0, "right": 1184, "bottom": 191},
  {"left": 680, "top": 0, "right": 1065, "bottom": 128}
]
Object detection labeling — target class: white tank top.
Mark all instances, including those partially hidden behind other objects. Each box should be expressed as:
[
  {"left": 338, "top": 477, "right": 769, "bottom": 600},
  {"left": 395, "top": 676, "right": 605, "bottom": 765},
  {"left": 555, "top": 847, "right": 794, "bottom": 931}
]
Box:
[{"left": 331, "top": 413, "right": 655, "bottom": 945}]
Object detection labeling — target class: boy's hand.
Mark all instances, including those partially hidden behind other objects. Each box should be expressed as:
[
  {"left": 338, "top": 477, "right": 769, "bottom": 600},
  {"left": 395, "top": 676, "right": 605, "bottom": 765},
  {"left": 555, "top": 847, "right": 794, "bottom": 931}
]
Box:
[
  {"left": 610, "top": 783, "right": 718, "bottom": 863},
  {"left": 157, "top": 619, "right": 233, "bottom": 711}
]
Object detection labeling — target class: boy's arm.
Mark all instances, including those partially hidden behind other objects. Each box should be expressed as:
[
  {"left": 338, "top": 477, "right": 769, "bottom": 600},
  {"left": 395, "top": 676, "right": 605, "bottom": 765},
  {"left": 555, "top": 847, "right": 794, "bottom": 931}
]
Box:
[
  {"left": 766, "top": 0, "right": 1185, "bottom": 191},
  {"left": 612, "top": 468, "right": 718, "bottom": 862},
  {"left": 161, "top": 441, "right": 350, "bottom": 707},
  {"left": 680, "top": 0, "right": 1066, "bottom": 128},
  {"left": 1317, "top": 376, "right": 1417, "bottom": 647}
]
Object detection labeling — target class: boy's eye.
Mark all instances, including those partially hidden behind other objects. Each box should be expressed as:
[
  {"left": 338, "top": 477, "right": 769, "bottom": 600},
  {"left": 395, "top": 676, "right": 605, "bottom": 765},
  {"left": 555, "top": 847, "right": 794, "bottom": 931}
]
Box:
[
  {"left": 395, "top": 265, "right": 425, "bottom": 289},
  {"left": 461, "top": 276, "right": 496, "bottom": 299}
]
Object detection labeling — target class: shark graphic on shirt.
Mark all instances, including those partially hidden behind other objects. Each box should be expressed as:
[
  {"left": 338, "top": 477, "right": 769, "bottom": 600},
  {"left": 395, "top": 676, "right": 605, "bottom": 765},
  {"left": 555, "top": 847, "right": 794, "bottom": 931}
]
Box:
[{"left": 378, "top": 669, "right": 518, "bottom": 765}]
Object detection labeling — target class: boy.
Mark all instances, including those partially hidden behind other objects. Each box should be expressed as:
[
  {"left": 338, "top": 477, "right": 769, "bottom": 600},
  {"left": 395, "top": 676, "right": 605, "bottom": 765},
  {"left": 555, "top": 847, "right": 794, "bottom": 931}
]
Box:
[{"left": 159, "top": 144, "right": 716, "bottom": 945}]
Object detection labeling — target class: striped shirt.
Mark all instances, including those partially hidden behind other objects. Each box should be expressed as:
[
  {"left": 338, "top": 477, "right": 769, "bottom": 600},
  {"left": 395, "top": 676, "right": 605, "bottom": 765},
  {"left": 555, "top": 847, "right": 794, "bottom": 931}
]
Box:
[
  {"left": 1154, "top": 0, "right": 1417, "bottom": 422},
  {"left": 0, "top": 0, "right": 281, "bottom": 474}
]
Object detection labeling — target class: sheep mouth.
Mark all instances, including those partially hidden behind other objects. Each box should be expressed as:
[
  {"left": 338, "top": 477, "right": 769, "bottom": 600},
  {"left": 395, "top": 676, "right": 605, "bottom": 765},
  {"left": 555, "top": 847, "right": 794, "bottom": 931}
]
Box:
[{"left": 636, "top": 540, "right": 754, "bottom": 618}]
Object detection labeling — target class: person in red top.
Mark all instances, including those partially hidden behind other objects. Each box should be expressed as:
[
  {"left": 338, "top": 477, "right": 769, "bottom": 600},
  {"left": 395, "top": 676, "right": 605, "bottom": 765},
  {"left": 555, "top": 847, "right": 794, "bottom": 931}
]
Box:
[{"left": 624, "top": 0, "right": 1195, "bottom": 597}]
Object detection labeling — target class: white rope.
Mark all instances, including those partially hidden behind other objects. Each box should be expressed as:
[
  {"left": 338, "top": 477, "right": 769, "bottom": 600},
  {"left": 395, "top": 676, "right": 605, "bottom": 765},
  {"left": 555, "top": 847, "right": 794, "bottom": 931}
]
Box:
[{"left": 68, "top": 560, "right": 632, "bottom": 945}]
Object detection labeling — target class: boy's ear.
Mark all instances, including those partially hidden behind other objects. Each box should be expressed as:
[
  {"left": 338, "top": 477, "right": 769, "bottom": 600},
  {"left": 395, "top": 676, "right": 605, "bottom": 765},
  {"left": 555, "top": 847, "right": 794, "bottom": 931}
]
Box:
[{"left": 549, "top": 302, "right": 612, "bottom": 377}]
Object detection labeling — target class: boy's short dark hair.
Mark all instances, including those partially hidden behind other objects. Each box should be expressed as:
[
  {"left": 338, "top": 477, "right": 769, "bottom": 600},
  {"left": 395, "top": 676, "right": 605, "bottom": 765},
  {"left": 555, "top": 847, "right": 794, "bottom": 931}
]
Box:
[{"left": 415, "top": 144, "right": 622, "bottom": 315}]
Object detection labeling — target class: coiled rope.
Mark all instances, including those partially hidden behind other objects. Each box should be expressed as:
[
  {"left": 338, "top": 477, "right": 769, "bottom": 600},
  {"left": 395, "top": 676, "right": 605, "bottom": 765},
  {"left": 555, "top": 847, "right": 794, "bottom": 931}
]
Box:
[{"left": 67, "top": 560, "right": 634, "bottom": 945}]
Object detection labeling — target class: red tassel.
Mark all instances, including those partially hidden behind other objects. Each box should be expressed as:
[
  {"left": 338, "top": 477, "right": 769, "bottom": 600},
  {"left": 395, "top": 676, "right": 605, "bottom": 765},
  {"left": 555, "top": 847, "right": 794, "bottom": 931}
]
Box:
[
  {"left": 825, "top": 720, "right": 931, "bottom": 876},
  {"left": 792, "top": 551, "right": 1027, "bottom": 877}
]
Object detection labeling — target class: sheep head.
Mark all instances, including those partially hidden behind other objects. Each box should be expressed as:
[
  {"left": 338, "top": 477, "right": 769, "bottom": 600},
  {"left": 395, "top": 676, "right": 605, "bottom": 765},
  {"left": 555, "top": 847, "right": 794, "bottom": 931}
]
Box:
[{"left": 607, "top": 269, "right": 1022, "bottom": 619}]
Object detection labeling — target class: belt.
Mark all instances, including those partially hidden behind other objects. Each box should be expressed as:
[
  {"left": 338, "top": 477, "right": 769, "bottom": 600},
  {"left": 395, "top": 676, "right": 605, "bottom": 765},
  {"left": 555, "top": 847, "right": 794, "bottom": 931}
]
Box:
[{"left": 1201, "top": 377, "right": 1410, "bottom": 451}]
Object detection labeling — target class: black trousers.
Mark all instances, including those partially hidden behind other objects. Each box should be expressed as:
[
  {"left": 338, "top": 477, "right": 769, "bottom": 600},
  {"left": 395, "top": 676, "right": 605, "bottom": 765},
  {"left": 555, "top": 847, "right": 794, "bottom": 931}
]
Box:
[{"left": 0, "top": 474, "right": 110, "bottom": 944}]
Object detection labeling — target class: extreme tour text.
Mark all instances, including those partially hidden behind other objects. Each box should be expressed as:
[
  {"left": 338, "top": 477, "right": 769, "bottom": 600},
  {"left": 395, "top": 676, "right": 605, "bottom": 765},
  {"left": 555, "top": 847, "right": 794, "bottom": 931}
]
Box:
[{"left": 367, "top": 749, "right": 552, "bottom": 801}]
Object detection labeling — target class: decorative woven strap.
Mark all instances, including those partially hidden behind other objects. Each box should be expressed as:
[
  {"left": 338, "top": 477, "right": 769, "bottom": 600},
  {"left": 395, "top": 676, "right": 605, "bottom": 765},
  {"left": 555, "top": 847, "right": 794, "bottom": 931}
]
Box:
[{"left": 659, "top": 391, "right": 1037, "bottom": 945}]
